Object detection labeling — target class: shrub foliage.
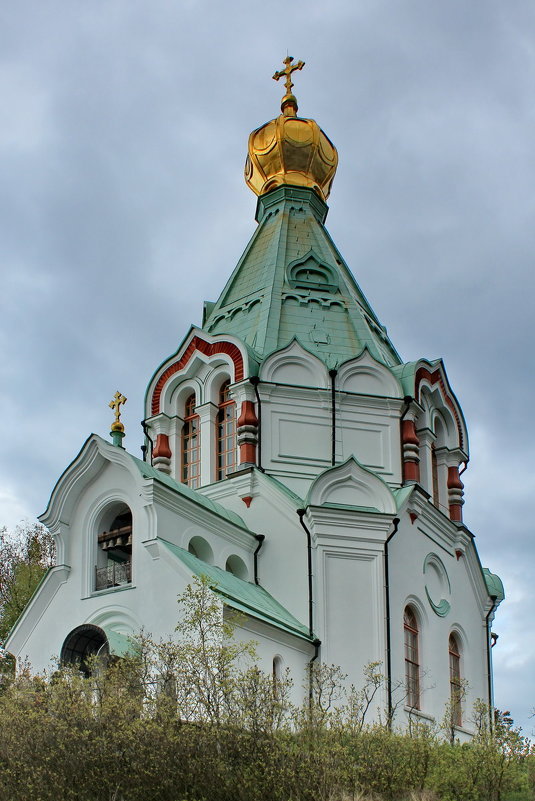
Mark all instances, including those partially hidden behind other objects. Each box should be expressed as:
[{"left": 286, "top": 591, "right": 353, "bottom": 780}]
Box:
[{"left": 0, "top": 577, "right": 532, "bottom": 801}]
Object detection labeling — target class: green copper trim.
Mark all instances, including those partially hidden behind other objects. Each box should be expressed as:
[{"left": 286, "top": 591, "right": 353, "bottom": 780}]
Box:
[
  {"left": 424, "top": 588, "right": 451, "bottom": 618},
  {"left": 482, "top": 568, "right": 505, "bottom": 603},
  {"left": 423, "top": 553, "right": 451, "bottom": 618},
  {"left": 110, "top": 430, "right": 125, "bottom": 447}
]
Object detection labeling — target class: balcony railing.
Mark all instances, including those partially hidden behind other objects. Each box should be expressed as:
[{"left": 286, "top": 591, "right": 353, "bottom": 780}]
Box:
[{"left": 95, "top": 561, "right": 132, "bottom": 591}]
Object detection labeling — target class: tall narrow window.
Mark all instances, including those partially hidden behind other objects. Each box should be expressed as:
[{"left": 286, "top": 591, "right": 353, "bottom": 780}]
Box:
[
  {"left": 431, "top": 443, "right": 439, "bottom": 507},
  {"left": 404, "top": 606, "right": 420, "bottom": 709},
  {"left": 449, "top": 633, "right": 462, "bottom": 726},
  {"left": 182, "top": 393, "right": 201, "bottom": 488},
  {"left": 216, "top": 380, "right": 236, "bottom": 480}
]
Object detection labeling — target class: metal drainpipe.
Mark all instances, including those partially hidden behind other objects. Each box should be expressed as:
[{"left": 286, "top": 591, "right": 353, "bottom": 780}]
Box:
[
  {"left": 486, "top": 595, "right": 498, "bottom": 729},
  {"left": 296, "top": 509, "right": 314, "bottom": 639},
  {"left": 253, "top": 534, "right": 265, "bottom": 585},
  {"left": 384, "top": 516, "right": 400, "bottom": 728},
  {"left": 308, "top": 637, "right": 322, "bottom": 706},
  {"left": 141, "top": 420, "right": 154, "bottom": 463},
  {"left": 249, "top": 376, "right": 263, "bottom": 472},
  {"left": 328, "top": 369, "right": 337, "bottom": 466}
]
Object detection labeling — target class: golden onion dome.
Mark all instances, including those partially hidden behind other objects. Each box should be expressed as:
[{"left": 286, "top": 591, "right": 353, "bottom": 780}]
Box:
[{"left": 245, "top": 58, "right": 338, "bottom": 202}]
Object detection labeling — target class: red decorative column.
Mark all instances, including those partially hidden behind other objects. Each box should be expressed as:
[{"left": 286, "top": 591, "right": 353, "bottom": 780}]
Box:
[
  {"left": 153, "top": 433, "right": 172, "bottom": 475},
  {"left": 401, "top": 418, "right": 420, "bottom": 484},
  {"left": 237, "top": 400, "right": 258, "bottom": 466},
  {"left": 447, "top": 465, "right": 464, "bottom": 522}
]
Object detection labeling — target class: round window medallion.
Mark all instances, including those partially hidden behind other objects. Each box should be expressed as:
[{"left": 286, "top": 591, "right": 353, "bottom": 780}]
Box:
[{"left": 423, "top": 552, "right": 451, "bottom": 617}]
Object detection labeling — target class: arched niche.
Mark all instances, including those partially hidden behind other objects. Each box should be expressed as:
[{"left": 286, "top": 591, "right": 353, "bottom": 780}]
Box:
[
  {"left": 225, "top": 554, "right": 249, "bottom": 581},
  {"left": 188, "top": 536, "right": 214, "bottom": 565},
  {"left": 287, "top": 250, "right": 338, "bottom": 292},
  {"left": 337, "top": 350, "right": 402, "bottom": 398},
  {"left": 260, "top": 340, "right": 329, "bottom": 388}
]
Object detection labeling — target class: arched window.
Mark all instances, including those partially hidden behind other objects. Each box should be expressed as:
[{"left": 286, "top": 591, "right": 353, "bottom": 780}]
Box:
[
  {"left": 96, "top": 508, "right": 132, "bottom": 591},
  {"left": 182, "top": 393, "right": 201, "bottom": 488},
  {"left": 272, "top": 654, "right": 283, "bottom": 697},
  {"left": 216, "top": 380, "right": 236, "bottom": 480},
  {"left": 404, "top": 606, "right": 420, "bottom": 709},
  {"left": 273, "top": 654, "right": 283, "bottom": 682},
  {"left": 449, "top": 633, "right": 462, "bottom": 726}
]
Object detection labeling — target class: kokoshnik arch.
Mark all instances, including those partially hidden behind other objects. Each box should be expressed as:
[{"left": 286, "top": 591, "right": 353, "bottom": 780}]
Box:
[{"left": 5, "top": 59, "right": 504, "bottom": 735}]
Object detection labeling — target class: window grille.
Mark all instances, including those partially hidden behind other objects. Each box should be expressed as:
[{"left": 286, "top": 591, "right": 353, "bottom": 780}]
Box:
[
  {"left": 404, "top": 606, "right": 420, "bottom": 709},
  {"left": 216, "top": 381, "right": 236, "bottom": 480},
  {"left": 182, "top": 393, "right": 201, "bottom": 488}
]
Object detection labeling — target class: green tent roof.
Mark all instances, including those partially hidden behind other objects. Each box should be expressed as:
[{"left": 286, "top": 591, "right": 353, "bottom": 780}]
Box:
[{"left": 202, "top": 186, "right": 402, "bottom": 370}]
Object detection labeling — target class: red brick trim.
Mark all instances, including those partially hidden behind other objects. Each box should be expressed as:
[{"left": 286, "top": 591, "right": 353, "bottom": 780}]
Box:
[
  {"left": 151, "top": 337, "right": 244, "bottom": 415},
  {"left": 415, "top": 367, "right": 464, "bottom": 449},
  {"left": 240, "top": 442, "right": 257, "bottom": 464},
  {"left": 153, "top": 434, "right": 172, "bottom": 459},
  {"left": 449, "top": 505, "right": 463, "bottom": 523},
  {"left": 403, "top": 461, "right": 420, "bottom": 482},
  {"left": 237, "top": 400, "right": 258, "bottom": 428},
  {"left": 447, "top": 465, "right": 464, "bottom": 491},
  {"left": 447, "top": 465, "right": 464, "bottom": 522},
  {"left": 401, "top": 419, "right": 419, "bottom": 446}
]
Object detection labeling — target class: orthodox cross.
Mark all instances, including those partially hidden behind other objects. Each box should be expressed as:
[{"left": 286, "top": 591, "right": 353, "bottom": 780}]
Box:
[
  {"left": 272, "top": 56, "right": 305, "bottom": 95},
  {"left": 109, "top": 391, "right": 127, "bottom": 426}
]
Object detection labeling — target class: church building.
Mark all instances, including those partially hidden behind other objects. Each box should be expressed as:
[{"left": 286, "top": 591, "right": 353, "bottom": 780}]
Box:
[{"left": 6, "top": 59, "right": 504, "bottom": 734}]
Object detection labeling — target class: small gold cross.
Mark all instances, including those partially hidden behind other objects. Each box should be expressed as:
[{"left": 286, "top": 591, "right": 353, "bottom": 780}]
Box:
[
  {"left": 109, "top": 391, "right": 127, "bottom": 428},
  {"left": 273, "top": 56, "right": 305, "bottom": 96}
]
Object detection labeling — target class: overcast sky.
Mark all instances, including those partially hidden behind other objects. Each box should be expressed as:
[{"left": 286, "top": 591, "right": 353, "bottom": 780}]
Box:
[{"left": 1, "top": 0, "right": 534, "bottom": 735}]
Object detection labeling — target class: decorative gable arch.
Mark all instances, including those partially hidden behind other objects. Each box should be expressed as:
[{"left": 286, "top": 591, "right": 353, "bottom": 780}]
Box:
[
  {"left": 414, "top": 362, "right": 467, "bottom": 454},
  {"left": 306, "top": 457, "right": 397, "bottom": 514},
  {"left": 286, "top": 249, "right": 338, "bottom": 292},
  {"left": 148, "top": 330, "right": 249, "bottom": 417},
  {"left": 419, "top": 388, "right": 458, "bottom": 449},
  {"left": 337, "top": 348, "right": 403, "bottom": 398},
  {"left": 260, "top": 338, "right": 329, "bottom": 388}
]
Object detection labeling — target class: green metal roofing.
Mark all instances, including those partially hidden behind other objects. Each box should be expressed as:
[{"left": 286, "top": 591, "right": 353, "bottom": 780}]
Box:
[
  {"left": 390, "top": 360, "right": 440, "bottom": 398},
  {"left": 259, "top": 471, "right": 305, "bottom": 506},
  {"left": 160, "top": 539, "right": 313, "bottom": 641},
  {"left": 482, "top": 568, "right": 505, "bottom": 603},
  {"left": 128, "top": 453, "right": 250, "bottom": 533},
  {"left": 392, "top": 485, "right": 416, "bottom": 510},
  {"left": 103, "top": 627, "right": 138, "bottom": 657},
  {"left": 202, "top": 186, "right": 402, "bottom": 369}
]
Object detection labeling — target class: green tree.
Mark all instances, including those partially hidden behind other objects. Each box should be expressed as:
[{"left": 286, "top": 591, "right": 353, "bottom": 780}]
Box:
[{"left": 0, "top": 522, "right": 55, "bottom": 644}]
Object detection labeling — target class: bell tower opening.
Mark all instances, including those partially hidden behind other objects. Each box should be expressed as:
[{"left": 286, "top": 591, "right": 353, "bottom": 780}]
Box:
[{"left": 96, "top": 506, "right": 132, "bottom": 591}]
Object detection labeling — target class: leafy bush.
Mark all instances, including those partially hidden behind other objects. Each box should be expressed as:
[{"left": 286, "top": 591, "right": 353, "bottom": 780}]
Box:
[{"left": 0, "top": 577, "right": 531, "bottom": 801}]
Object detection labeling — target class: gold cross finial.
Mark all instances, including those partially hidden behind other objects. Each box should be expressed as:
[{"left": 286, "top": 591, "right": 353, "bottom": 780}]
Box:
[
  {"left": 109, "top": 391, "right": 127, "bottom": 432},
  {"left": 273, "top": 56, "right": 305, "bottom": 99}
]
